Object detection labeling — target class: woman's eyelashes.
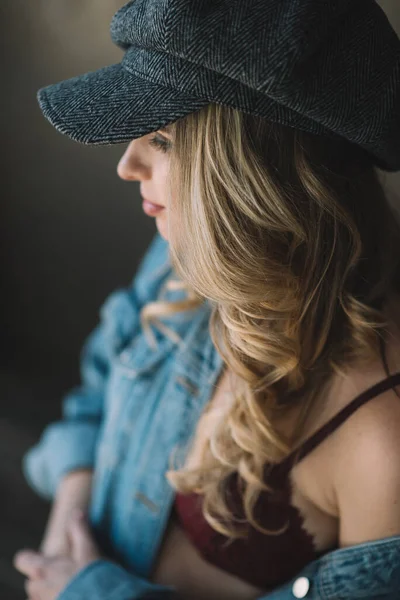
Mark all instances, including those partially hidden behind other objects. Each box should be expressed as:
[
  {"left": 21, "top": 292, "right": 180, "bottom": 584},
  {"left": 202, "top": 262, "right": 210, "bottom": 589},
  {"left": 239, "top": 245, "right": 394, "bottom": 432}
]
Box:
[{"left": 148, "top": 133, "right": 172, "bottom": 153}]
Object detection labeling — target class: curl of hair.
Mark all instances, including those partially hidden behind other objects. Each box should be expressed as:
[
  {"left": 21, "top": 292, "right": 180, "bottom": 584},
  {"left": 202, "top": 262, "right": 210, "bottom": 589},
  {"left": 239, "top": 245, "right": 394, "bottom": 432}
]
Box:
[{"left": 139, "top": 103, "right": 400, "bottom": 539}]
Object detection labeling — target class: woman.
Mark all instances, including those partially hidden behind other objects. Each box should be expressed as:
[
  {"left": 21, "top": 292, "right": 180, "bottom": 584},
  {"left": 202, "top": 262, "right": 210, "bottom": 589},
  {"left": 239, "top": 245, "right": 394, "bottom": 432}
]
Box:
[{"left": 14, "top": 1, "right": 400, "bottom": 599}]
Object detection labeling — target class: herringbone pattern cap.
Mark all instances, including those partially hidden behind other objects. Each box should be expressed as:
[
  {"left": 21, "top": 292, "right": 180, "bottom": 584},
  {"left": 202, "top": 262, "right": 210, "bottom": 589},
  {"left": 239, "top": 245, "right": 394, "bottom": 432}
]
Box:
[{"left": 37, "top": 0, "right": 400, "bottom": 172}]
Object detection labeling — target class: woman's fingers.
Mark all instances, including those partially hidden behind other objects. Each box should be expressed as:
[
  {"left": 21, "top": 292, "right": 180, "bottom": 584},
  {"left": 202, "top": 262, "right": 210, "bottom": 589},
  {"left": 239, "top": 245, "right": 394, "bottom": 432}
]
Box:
[
  {"left": 13, "top": 514, "right": 101, "bottom": 600},
  {"left": 24, "top": 577, "right": 47, "bottom": 600},
  {"left": 14, "top": 550, "right": 45, "bottom": 580}
]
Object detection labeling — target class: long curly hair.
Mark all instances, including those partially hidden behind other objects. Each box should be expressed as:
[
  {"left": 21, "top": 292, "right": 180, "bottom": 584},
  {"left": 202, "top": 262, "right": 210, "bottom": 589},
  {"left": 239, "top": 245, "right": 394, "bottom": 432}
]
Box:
[{"left": 139, "top": 103, "right": 400, "bottom": 539}]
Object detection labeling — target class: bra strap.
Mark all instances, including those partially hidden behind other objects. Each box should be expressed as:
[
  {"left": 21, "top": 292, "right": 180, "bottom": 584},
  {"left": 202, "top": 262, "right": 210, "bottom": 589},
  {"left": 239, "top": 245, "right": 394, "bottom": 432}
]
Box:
[{"left": 276, "top": 371, "right": 400, "bottom": 474}]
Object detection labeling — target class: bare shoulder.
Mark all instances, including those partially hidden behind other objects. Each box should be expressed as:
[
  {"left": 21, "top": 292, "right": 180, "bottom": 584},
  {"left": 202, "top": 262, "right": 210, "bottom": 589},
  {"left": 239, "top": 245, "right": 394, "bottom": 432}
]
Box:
[
  {"left": 331, "top": 376, "right": 400, "bottom": 546},
  {"left": 332, "top": 297, "right": 400, "bottom": 465},
  {"left": 292, "top": 365, "right": 400, "bottom": 518},
  {"left": 328, "top": 303, "right": 400, "bottom": 545},
  {"left": 288, "top": 295, "right": 400, "bottom": 546},
  {"left": 332, "top": 377, "right": 400, "bottom": 468},
  {"left": 293, "top": 297, "right": 400, "bottom": 519}
]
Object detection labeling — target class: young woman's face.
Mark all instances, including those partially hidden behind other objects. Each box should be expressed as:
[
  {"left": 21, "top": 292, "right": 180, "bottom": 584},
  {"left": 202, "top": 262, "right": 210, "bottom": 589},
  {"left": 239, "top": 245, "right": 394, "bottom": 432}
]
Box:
[{"left": 117, "top": 129, "right": 172, "bottom": 241}]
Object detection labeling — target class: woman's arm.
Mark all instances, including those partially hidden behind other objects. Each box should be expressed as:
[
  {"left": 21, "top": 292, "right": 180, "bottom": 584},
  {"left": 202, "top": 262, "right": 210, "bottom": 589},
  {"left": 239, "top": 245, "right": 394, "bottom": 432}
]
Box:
[{"left": 40, "top": 469, "right": 93, "bottom": 556}]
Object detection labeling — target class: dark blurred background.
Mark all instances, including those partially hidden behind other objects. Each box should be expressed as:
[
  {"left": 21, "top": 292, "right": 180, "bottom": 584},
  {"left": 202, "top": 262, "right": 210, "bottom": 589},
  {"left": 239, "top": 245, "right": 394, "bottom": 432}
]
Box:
[
  {"left": 0, "top": 1, "right": 399, "bottom": 598},
  {"left": 0, "top": 2, "right": 157, "bottom": 597}
]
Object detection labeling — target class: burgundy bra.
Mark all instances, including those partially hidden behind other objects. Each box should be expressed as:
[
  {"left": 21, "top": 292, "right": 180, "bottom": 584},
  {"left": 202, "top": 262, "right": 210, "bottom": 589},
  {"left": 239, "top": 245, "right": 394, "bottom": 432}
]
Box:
[{"left": 173, "top": 370, "right": 400, "bottom": 591}]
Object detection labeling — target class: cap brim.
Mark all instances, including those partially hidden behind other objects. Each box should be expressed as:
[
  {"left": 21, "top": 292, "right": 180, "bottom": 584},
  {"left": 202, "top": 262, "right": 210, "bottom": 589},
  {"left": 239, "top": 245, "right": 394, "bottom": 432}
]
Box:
[{"left": 37, "top": 63, "right": 210, "bottom": 145}]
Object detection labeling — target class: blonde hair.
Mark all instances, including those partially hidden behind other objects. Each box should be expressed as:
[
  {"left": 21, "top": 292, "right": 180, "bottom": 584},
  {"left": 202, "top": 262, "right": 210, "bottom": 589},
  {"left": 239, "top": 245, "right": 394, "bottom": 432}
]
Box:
[{"left": 139, "top": 103, "right": 400, "bottom": 539}]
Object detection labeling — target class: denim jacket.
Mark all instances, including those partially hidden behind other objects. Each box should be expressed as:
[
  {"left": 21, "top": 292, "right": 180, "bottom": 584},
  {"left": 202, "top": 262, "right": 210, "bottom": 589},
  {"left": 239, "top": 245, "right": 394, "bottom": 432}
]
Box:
[{"left": 23, "top": 232, "right": 400, "bottom": 600}]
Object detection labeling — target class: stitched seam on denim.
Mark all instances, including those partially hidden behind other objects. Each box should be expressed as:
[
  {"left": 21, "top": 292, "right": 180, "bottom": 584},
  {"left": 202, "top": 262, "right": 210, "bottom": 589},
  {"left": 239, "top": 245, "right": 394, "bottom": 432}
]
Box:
[
  {"left": 319, "top": 567, "right": 334, "bottom": 600},
  {"left": 330, "top": 544, "right": 400, "bottom": 565},
  {"left": 57, "top": 560, "right": 106, "bottom": 599},
  {"left": 320, "top": 536, "right": 400, "bottom": 565},
  {"left": 319, "top": 566, "right": 392, "bottom": 599}
]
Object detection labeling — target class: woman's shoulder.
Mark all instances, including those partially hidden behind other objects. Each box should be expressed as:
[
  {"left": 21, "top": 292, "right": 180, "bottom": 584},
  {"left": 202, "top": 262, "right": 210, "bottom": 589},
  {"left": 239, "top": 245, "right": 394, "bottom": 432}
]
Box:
[
  {"left": 292, "top": 295, "right": 400, "bottom": 519},
  {"left": 328, "top": 366, "right": 400, "bottom": 545},
  {"left": 331, "top": 367, "right": 400, "bottom": 475},
  {"left": 292, "top": 357, "right": 400, "bottom": 541},
  {"left": 332, "top": 294, "right": 400, "bottom": 447},
  {"left": 321, "top": 299, "right": 400, "bottom": 542},
  {"left": 313, "top": 293, "right": 400, "bottom": 446}
]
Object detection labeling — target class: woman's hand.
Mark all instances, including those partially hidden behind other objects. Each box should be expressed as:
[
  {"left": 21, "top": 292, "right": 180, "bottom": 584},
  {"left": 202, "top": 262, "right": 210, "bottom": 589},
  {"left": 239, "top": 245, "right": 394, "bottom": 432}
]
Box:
[{"left": 13, "top": 510, "right": 102, "bottom": 600}]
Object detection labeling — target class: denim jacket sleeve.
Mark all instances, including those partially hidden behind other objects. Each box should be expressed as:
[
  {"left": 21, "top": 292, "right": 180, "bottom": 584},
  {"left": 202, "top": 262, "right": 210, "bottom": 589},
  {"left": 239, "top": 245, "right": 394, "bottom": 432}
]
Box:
[
  {"left": 56, "top": 535, "right": 400, "bottom": 600},
  {"left": 23, "top": 232, "right": 171, "bottom": 501}
]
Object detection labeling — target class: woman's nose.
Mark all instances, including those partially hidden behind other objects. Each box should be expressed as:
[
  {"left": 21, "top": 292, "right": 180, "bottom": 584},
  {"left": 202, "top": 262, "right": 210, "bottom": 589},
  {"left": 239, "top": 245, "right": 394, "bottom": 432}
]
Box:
[{"left": 117, "top": 142, "right": 150, "bottom": 182}]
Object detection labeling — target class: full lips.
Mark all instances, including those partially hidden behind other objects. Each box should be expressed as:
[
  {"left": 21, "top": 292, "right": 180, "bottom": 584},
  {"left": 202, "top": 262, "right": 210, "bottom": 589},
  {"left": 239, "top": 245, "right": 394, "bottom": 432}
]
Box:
[{"left": 142, "top": 200, "right": 165, "bottom": 216}]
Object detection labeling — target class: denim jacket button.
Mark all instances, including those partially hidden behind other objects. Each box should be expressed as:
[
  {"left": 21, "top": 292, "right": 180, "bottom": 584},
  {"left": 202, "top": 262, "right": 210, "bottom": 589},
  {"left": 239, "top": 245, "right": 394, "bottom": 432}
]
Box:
[{"left": 292, "top": 576, "right": 310, "bottom": 598}]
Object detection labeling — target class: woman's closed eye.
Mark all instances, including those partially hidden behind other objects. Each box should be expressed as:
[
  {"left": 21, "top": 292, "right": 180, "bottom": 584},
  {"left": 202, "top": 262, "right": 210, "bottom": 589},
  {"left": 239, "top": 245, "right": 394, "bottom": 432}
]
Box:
[{"left": 149, "top": 133, "right": 172, "bottom": 153}]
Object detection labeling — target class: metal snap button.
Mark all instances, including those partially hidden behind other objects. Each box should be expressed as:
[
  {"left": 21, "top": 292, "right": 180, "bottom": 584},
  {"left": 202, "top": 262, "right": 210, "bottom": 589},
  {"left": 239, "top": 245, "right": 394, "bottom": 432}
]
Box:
[{"left": 292, "top": 576, "right": 310, "bottom": 598}]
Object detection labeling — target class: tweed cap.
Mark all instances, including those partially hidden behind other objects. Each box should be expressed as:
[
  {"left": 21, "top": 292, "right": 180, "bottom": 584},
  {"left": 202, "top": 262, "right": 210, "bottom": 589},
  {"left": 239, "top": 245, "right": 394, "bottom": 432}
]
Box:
[{"left": 37, "top": 0, "right": 400, "bottom": 172}]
